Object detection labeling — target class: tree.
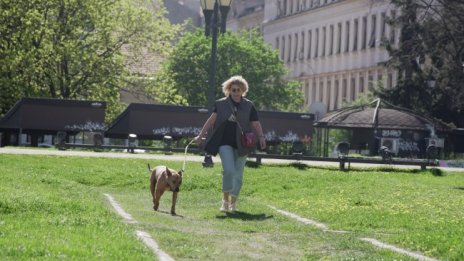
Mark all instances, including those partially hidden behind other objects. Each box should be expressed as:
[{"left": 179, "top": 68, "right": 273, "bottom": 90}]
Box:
[
  {"left": 152, "top": 30, "right": 304, "bottom": 112},
  {"left": 377, "top": 0, "right": 464, "bottom": 127},
  {"left": 0, "top": 0, "right": 179, "bottom": 122}
]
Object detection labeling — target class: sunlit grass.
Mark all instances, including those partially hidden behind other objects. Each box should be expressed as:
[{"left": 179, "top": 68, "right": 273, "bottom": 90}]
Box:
[{"left": 1, "top": 153, "right": 463, "bottom": 260}]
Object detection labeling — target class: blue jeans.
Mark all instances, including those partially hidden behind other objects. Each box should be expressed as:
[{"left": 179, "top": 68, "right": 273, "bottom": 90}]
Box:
[{"left": 218, "top": 145, "right": 247, "bottom": 197}]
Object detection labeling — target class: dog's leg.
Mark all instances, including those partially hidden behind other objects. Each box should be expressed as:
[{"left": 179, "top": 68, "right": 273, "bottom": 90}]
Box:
[
  {"left": 150, "top": 174, "right": 159, "bottom": 210},
  {"left": 150, "top": 178, "right": 157, "bottom": 211},
  {"left": 171, "top": 192, "right": 177, "bottom": 215},
  {"left": 154, "top": 185, "right": 165, "bottom": 211}
]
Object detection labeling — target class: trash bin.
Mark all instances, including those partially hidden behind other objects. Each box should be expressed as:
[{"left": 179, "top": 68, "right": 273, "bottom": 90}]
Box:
[
  {"left": 56, "top": 131, "right": 67, "bottom": 150},
  {"left": 163, "top": 135, "right": 173, "bottom": 149},
  {"left": 128, "top": 133, "right": 137, "bottom": 153},
  {"left": 202, "top": 154, "right": 214, "bottom": 167},
  {"left": 93, "top": 132, "right": 103, "bottom": 148}
]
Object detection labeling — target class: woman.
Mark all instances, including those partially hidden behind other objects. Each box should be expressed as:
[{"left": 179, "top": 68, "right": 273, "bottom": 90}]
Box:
[{"left": 195, "top": 75, "right": 266, "bottom": 212}]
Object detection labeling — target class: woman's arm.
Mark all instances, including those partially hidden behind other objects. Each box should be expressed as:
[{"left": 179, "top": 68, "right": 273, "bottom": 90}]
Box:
[
  {"left": 251, "top": 121, "right": 266, "bottom": 150},
  {"left": 194, "top": 112, "right": 217, "bottom": 144}
]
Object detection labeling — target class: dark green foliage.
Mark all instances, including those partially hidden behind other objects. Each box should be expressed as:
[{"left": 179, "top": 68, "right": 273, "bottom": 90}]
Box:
[
  {"left": 153, "top": 29, "right": 305, "bottom": 112},
  {"left": 0, "top": 0, "right": 178, "bottom": 122},
  {"left": 378, "top": 0, "right": 464, "bottom": 127}
]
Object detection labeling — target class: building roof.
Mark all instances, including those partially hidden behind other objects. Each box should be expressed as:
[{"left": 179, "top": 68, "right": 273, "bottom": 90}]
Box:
[
  {"left": 0, "top": 98, "right": 106, "bottom": 134},
  {"left": 105, "top": 103, "right": 315, "bottom": 141},
  {"left": 105, "top": 103, "right": 210, "bottom": 139},
  {"left": 314, "top": 99, "right": 450, "bottom": 132}
]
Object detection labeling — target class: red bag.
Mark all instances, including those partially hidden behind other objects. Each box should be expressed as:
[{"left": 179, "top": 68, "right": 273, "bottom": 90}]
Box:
[
  {"left": 228, "top": 101, "right": 256, "bottom": 149},
  {"left": 241, "top": 131, "right": 256, "bottom": 148}
]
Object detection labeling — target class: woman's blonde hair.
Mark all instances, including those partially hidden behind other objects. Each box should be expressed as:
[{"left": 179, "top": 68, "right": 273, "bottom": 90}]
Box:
[{"left": 222, "top": 75, "right": 249, "bottom": 97}]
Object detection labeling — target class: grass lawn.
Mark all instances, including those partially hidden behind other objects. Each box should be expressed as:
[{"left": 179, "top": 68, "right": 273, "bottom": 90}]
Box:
[{"left": 1, "top": 153, "right": 463, "bottom": 260}]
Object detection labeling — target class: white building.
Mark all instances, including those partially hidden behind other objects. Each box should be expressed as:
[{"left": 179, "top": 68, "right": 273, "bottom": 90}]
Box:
[{"left": 230, "top": 0, "right": 400, "bottom": 112}]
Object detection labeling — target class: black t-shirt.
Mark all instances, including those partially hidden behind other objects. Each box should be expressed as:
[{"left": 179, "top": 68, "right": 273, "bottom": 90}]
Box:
[{"left": 213, "top": 97, "right": 258, "bottom": 148}]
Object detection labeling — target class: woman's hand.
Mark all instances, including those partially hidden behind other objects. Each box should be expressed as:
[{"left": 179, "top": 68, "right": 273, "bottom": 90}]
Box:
[
  {"left": 194, "top": 135, "right": 204, "bottom": 145},
  {"left": 251, "top": 121, "right": 266, "bottom": 150}
]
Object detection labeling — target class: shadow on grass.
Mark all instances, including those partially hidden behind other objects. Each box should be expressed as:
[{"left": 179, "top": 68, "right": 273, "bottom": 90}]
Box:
[
  {"left": 454, "top": 187, "right": 464, "bottom": 191},
  {"left": 245, "top": 161, "right": 261, "bottom": 168},
  {"left": 156, "top": 210, "right": 185, "bottom": 218},
  {"left": 216, "top": 211, "right": 273, "bottom": 221}
]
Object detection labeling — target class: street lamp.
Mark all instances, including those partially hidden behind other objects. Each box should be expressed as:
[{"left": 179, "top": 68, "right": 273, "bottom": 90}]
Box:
[
  {"left": 200, "top": 0, "right": 232, "bottom": 167},
  {"left": 200, "top": 0, "right": 233, "bottom": 111}
]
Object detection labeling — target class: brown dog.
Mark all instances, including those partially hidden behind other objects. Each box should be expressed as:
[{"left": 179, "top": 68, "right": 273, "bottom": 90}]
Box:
[{"left": 148, "top": 164, "right": 183, "bottom": 215}]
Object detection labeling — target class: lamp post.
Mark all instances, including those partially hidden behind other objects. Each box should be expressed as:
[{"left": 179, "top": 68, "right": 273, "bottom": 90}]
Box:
[
  {"left": 200, "top": 0, "right": 232, "bottom": 167},
  {"left": 200, "top": 0, "right": 232, "bottom": 112}
]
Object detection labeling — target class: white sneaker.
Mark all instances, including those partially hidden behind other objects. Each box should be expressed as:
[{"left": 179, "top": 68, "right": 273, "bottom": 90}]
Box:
[
  {"left": 229, "top": 202, "right": 237, "bottom": 212},
  {"left": 220, "top": 200, "right": 229, "bottom": 212}
]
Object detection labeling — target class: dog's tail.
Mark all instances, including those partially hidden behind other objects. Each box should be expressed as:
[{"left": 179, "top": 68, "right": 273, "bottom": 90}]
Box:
[{"left": 147, "top": 163, "right": 152, "bottom": 173}]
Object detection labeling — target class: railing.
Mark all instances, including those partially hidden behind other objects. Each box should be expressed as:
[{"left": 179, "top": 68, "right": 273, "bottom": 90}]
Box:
[
  {"left": 248, "top": 153, "right": 438, "bottom": 171},
  {"left": 58, "top": 143, "right": 438, "bottom": 171}
]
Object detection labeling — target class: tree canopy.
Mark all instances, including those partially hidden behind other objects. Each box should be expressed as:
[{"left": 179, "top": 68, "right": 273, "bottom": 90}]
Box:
[
  {"left": 0, "top": 0, "right": 178, "bottom": 121},
  {"left": 152, "top": 30, "right": 304, "bottom": 112},
  {"left": 377, "top": 0, "right": 464, "bottom": 127}
]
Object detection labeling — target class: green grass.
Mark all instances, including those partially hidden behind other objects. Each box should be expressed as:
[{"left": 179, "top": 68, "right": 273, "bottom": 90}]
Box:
[{"left": 1, "top": 154, "right": 463, "bottom": 260}]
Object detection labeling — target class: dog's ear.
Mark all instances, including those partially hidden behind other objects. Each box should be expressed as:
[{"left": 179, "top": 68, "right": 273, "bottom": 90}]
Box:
[
  {"left": 165, "top": 167, "right": 172, "bottom": 177},
  {"left": 178, "top": 170, "right": 183, "bottom": 177}
]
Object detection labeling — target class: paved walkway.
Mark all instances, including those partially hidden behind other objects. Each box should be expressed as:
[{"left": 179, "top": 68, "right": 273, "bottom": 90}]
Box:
[{"left": 1, "top": 147, "right": 462, "bottom": 172}]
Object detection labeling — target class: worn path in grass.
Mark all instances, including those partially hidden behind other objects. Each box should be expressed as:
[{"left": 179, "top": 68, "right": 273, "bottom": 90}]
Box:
[
  {"left": 1, "top": 147, "right": 462, "bottom": 260},
  {"left": 1, "top": 147, "right": 462, "bottom": 172},
  {"left": 268, "top": 205, "right": 438, "bottom": 261},
  {"left": 104, "top": 193, "right": 174, "bottom": 261}
]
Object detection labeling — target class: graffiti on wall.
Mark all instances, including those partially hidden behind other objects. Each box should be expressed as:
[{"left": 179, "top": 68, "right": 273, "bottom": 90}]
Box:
[
  {"left": 398, "top": 139, "right": 420, "bottom": 153},
  {"left": 65, "top": 121, "right": 106, "bottom": 132},
  {"left": 152, "top": 127, "right": 202, "bottom": 136},
  {"left": 382, "top": 130, "right": 402, "bottom": 137},
  {"left": 151, "top": 127, "right": 308, "bottom": 142}
]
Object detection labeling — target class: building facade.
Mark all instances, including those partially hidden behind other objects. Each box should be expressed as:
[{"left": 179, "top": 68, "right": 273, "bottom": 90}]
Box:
[
  {"left": 230, "top": 0, "right": 400, "bottom": 113},
  {"left": 228, "top": 0, "right": 265, "bottom": 32}
]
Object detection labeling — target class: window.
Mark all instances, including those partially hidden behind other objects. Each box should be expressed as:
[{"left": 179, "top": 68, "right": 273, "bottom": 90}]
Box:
[
  {"left": 281, "top": 36, "right": 285, "bottom": 60},
  {"left": 294, "top": 33, "right": 298, "bottom": 61},
  {"left": 337, "top": 22, "right": 342, "bottom": 54},
  {"left": 380, "top": 12, "right": 386, "bottom": 43},
  {"left": 300, "top": 0, "right": 306, "bottom": 11},
  {"left": 329, "top": 25, "right": 334, "bottom": 55},
  {"left": 287, "top": 35, "right": 292, "bottom": 62},
  {"left": 306, "top": 30, "right": 312, "bottom": 59},
  {"left": 342, "top": 79, "right": 347, "bottom": 102},
  {"left": 300, "top": 31, "right": 305, "bottom": 60},
  {"left": 315, "top": 28, "right": 319, "bottom": 58},
  {"left": 351, "top": 78, "right": 356, "bottom": 101},
  {"left": 322, "top": 26, "right": 326, "bottom": 57},
  {"left": 387, "top": 73, "right": 393, "bottom": 89},
  {"left": 368, "top": 72, "right": 374, "bottom": 91},
  {"left": 359, "top": 76, "right": 364, "bottom": 94},
  {"left": 353, "top": 19, "right": 358, "bottom": 51},
  {"left": 312, "top": 80, "right": 317, "bottom": 102},
  {"left": 378, "top": 73, "right": 383, "bottom": 88},
  {"left": 368, "top": 14, "right": 377, "bottom": 48},
  {"left": 390, "top": 11, "right": 396, "bottom": 44},
  {"left": 345, "top": 21, "right": 350, "bottom": 52},
  {"left": 304, "top": 81, "right": 309, "bottom": 104},
  {"left": 362, "top": 16, "right": 367, "bottom": 49},
  {"left": 327, "top": 80, "right": 332, "bottom": 109},
  {"left": 319, "top": 81, "right": 324, "bottom": 102},
  {"left": 307, "top": 30, "right": 312, "bottom": 59},
  {"left": 334, "top": 80, "right": 339, "bottom": 109}
]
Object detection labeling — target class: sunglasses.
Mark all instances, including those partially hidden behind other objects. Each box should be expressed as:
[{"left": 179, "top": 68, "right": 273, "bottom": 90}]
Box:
[{"left": 231, "top": 88, "right": 242, "bottom": 93}]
